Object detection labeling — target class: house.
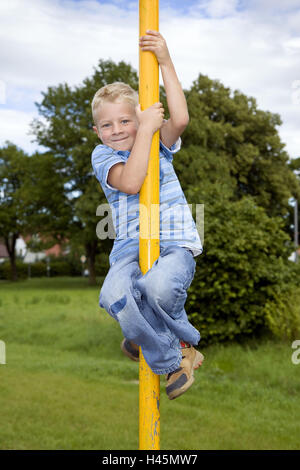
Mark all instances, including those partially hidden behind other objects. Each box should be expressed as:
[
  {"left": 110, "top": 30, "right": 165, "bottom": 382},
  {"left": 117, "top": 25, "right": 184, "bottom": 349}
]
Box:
[
  {"left": 0, "top": 235, "right": 68, "bottom": 264},
  {"left": 21, "top": 234, "right": 69, "bottom": 263}
]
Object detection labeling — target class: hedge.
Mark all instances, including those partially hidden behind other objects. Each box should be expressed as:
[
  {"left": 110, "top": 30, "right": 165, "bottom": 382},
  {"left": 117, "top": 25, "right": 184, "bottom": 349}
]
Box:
[{"left": 0, "top": 253, "right": 109, "bottom": 280}]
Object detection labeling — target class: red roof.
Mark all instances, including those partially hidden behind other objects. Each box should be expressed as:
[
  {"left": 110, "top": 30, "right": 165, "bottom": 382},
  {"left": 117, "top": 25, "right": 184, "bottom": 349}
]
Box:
[
  {"left": 45, "top": 244, "right": 63, "bottom": 257},
  {"left": 20, "top": 234, "right": 68, "bottom": 257}
]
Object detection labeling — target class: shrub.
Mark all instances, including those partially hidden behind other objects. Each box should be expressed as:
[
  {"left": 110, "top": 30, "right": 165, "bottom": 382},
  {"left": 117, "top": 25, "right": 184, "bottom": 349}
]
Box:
[
  {"left": 0, "top": 261, "right": 27, "bottom": 280},
  {"left": 48, "top": 260, "right": 72, "bottom": 276},
  {"left": 95, "top": 253, "right": 110, "bottom": 276},
  {"left": 264, "top": 287, "right": 300, "bottom": 341},
  {"left": 186, "top": 196, "right": 298, "bottom": 345},
  {"left": 0, "top": 253, "right": 111, "bottom": 280},
  {"left": 30, "top": 261, "right": 47, "bottom": 277}
]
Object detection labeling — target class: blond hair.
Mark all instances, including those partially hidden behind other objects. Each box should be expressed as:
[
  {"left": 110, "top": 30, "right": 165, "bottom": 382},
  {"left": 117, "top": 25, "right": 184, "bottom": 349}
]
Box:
[{"left": 92, "top": 82, "right": 138, "bottom": 126}]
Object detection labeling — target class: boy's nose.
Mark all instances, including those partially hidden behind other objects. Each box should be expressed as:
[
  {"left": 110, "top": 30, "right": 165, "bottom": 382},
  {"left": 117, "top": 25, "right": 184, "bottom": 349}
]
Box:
[{"left": 112, "top": 123, "right": 122, "bottom": 134}]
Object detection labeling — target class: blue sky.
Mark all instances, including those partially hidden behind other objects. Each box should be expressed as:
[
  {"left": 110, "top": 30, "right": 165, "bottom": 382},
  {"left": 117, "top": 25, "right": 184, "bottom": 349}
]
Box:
[{"left": 0, "top": 0, "right": 300, "bottom": 157}]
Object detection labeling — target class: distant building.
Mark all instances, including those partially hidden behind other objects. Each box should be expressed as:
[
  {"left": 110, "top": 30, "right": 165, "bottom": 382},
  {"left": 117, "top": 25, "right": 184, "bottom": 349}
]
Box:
[{"left": 0, "top": 235, "right": 68, "bottom": 264}]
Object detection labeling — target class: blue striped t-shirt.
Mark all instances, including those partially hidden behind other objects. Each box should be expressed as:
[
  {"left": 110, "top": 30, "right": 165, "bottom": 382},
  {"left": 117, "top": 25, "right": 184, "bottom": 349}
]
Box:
[{"left": 91, "top": 138, "right": 203, "bottom": 265}]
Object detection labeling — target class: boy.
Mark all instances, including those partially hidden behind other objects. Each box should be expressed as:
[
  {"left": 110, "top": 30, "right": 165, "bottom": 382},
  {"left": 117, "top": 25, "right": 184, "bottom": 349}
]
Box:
[{"left": 91, "top": 31, "right": 203, "bottom": 399}]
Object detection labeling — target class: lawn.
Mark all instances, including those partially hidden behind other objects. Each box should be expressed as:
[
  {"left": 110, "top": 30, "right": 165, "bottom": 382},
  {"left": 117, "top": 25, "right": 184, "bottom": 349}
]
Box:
[{"left": 0, "top": 277, "right": 299, "bottom": 450}]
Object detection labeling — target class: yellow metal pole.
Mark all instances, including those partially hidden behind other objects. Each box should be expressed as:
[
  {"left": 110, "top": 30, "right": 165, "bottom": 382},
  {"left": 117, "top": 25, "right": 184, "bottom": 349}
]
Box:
[{"left": 139, "top": 0, "right": 160, "bottom": 451}]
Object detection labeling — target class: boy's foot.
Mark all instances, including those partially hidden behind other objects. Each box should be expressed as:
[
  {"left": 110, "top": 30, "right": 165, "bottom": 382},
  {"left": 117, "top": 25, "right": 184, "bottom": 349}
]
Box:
[
  {"left": 166, "top": 345, "right": 204, "bottom": 400},
  {"left": 121, "top": 339, "right": 139, "bottom": 362},
  {"left": 120, "top": 339, "right": 195, "bottom": 364}
]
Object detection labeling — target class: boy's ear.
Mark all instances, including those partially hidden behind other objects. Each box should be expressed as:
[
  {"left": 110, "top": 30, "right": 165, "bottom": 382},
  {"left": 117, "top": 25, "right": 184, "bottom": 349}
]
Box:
[{"left": 93, "top": 125, "right": 100, "bottom": 138}]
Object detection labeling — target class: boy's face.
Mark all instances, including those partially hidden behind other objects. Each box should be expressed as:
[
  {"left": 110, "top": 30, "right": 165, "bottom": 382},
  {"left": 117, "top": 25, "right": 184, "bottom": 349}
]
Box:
[{"left": 93, "top": 101, "right": 138, "bottom": 151}]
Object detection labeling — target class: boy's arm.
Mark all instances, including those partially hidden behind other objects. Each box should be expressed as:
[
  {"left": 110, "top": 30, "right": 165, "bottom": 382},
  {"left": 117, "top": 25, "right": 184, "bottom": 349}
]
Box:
[
  {"left": 139, "top": 30, "right": 189, "bottom": 149},
  {"left": 107, "top": 102, "right": 164, "bottom": 194}
]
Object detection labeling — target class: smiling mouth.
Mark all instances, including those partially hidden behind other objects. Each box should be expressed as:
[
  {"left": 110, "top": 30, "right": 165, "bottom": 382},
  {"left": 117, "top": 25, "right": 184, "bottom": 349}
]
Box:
[{"left": 112, "top": 137, "right": 127, "bottom": 142}]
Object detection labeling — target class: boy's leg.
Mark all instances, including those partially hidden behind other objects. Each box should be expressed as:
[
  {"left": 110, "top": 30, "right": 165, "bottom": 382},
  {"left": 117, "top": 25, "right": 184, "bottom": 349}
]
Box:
[
  {"left": 135, "top": 245, "right": 201, "bottom": 348},
  {"left": 99, "top": 252, "right": 182, "bottom": 375},
  {"left": 135, "top": 245, "right": 204, "bottom": 396}
]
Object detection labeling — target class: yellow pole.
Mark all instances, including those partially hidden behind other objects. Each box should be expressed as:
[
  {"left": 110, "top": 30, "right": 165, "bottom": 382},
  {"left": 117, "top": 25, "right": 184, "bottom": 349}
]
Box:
[{"left": 139, "top": 0, "right": 160, "bottom": 451}]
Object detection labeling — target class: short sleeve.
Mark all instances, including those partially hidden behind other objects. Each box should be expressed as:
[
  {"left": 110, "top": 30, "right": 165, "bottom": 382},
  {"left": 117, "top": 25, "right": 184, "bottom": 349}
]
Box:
[
  {"left": 91, "top": 145, "right": 126, "bottom": 191},
  {"left": 159, "top": 137, "right": 182, "bottom": 163}
]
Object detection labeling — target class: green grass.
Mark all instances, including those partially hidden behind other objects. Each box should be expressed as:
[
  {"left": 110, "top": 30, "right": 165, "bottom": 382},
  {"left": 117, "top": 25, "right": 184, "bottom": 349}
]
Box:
[{"left": 0, "top": 277, "right": 299, "bottom": 450}]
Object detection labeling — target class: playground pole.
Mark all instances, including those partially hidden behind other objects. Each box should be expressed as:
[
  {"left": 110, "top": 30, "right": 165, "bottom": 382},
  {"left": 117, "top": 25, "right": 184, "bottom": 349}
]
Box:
[{"left": 139, "top": 0, "right": 160, "bottom": 450}]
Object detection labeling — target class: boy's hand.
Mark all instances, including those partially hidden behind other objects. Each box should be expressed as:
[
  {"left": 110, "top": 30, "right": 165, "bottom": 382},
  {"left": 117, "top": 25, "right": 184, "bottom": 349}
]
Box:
[
  {"left": 139, "top": 30, "right": 171, "bottom": 66},
  {"left": 135, "top": 102, "right": 164, "bottom": 135}
]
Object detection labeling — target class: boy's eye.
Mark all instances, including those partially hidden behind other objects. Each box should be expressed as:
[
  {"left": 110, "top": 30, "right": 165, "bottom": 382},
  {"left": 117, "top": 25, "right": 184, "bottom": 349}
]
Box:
[
  {"left": 102, "top": 123, "right": 111, "bottom": 128},
  {"left": 122, "top": 120, "right": 129, "bottom": 124}
]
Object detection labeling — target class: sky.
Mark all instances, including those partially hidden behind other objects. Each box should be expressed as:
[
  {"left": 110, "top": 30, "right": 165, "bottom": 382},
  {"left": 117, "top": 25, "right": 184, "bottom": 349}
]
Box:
[{"left": 0, "top": 0, "right": 300, "bottom": 158}]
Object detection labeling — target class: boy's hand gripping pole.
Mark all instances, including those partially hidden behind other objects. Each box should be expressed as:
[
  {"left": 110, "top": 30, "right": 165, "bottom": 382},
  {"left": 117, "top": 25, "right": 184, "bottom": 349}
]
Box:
[{"left": 138, "top": 0, "right": 160, "bottom": 451}]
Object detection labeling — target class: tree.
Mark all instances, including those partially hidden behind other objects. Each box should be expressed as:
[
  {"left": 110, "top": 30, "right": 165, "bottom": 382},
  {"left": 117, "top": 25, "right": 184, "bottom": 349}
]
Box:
[
  {"left": 176, "top": 74, "right": 300, "bottom": 219},
  {"left": 21, "top": 151, "right": 73, "bottom": 239},
  {"left": 0, "top": 142, "right": 72, "bottom": 280},
  {"left": 0, "top": 143, "right": 27, "bottom": 280},
  {"left": 172, "top": 75, "right": 300, "bottom": 344},
  {"left": 186, "top": 192, "right": 299, "bottom": 345},
  {"left": 31, "top": 60, "right": 139, "bottom": 284}
]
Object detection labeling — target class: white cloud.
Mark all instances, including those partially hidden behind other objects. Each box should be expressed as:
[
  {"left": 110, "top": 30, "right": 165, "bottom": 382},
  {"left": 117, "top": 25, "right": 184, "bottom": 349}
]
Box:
[
  {"left": 0, "top": 0, "right": 299, "bottom": 159},
  {"left": 249, "top": 0, "right": 300, "bottom": 12},
  {"left": 193, "top": 0, "right": 239, "bottom": 18},
  {"left": 0, "top": 109, "right": 45, "bottom": 154},
  {"left": 0, "top": 80, "right": 6, "bottom": 104},
  {"left": 0, "top": 0, "right": 138, "bottom": 90},
  {"left": 283, "top": 37, "right": 300, "bottom": 55}
]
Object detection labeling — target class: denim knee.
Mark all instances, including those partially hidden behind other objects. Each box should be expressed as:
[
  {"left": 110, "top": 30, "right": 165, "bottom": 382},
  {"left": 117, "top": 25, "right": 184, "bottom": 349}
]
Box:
[
  {"left": 99, "top": 276, "right": 128, "bottom": 319},
  {"left": 137, "top": 275, "right": 187, "bottom": 320}
]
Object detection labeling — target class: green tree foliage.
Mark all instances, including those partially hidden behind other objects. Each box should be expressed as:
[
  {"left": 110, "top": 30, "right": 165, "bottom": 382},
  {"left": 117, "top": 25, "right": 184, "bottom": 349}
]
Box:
[
  {"left": 21, "top": 151, "right": 73, "bottom": 238},
  {"left": 173, "top": 74, "right": 300, "bottom": 344},
  {"left": 179, "top": 74, "right": 300, "bottom": 214},
  {"left": 0, "top": 143, "right": 28, "bottom": 280},
  {"left": 186, "top": 194, "right": 300, "bottom": 345},
  {"left": 0, "top": 142, "right": 72, "bottom": 280}
]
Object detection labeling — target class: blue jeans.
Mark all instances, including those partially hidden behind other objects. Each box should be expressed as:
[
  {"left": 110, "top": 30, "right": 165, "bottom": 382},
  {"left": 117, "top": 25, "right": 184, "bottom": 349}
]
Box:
[{"left": 99, "top": 245, "right": 201, "bottom": 375}]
